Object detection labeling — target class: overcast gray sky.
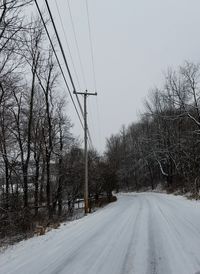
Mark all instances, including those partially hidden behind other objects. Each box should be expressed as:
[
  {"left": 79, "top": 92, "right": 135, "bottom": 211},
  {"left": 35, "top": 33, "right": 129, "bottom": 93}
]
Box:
[{"left": 42, "top": 0, "right": 200, "bottom": 152}]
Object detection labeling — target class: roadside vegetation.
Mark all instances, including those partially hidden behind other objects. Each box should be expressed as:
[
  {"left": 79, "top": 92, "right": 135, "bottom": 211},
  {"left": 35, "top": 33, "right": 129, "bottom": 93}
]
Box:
[
  {"left": 0, "top": 1, "right": 116, "bottom": 246},
  {"left": 1, "top": 0, "right": 199, "bottom": 248},
  {"left": 105, "top": 61, "right": 200, "bottom": 199}
]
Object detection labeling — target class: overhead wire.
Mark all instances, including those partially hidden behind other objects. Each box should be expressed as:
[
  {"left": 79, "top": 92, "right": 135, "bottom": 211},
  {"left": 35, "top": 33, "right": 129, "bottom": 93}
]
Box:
[
  {"left": 67, "top": 0, "right": 87, "bottom": 89},
  {"left": 85, "top": 0, "right": 97, "bottom": 92},
  {"left": 55, "top": 0, "right": 81, "bottom": 90},
  {"left": 65, "top": 0, "right": 94, "bottom": 149},
  {"left": 43, "top": 0, "right": 94, "bottom": 148},
  {"left": 87, "top": 100, "right": 96, "bottom": 146},
  {"left": 85, "top": 0, "right": 102, "bottom": 151},
  {"left": 95, "top": 97, "right": 103, "bottom": 151},
  {"left": 55, "top": 0, "right": 94, "bottom": 150},
  {"left": 44, "top": 0, "right": 80, "bottom": 99},
  {"left": 34, "top": 0, "right": 84, "bottom": 130}
]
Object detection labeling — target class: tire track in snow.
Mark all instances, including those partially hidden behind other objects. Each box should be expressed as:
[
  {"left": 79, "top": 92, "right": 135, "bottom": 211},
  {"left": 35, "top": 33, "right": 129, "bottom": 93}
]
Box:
[
  {"left": 51, "top": 196, "right": 140, "bottom": 274},
  {"left": 1, "top": 193, "right": 200, "bottom": 274},
  {"left": 119, "top": 197, "right": 142, "bottom": 274},
  {"left": 145, "top": 196, "right": 171, "bottom": 274},
  {"left": 155, "top": 194, "right": 200, "bottom": 236},
  {"left": 155, "top": 197, "right": 200, "bottom": 271},
  {"left": 149, "top": 194, "right": 200, "bottom": 274}
]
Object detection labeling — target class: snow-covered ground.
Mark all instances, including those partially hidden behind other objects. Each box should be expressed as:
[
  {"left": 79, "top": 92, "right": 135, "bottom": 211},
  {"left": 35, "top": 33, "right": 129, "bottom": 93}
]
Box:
[{"left": 1, "top": 193, "right": 200, "bottom": 274}]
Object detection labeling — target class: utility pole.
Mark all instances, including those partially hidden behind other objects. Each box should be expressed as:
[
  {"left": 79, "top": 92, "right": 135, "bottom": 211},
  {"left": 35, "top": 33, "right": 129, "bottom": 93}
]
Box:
[{"left": 74, "top": 90, "right": 97, "bottom": 214}]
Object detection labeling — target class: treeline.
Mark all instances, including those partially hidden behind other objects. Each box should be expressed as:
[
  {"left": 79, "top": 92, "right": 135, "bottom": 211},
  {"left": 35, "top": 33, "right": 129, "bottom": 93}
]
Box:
[
  {"left": 0, "top": 1, "right": 113, "bottom": 239},
  {"left": 106, "top": 62, "right": 200, "bottom": 196}
]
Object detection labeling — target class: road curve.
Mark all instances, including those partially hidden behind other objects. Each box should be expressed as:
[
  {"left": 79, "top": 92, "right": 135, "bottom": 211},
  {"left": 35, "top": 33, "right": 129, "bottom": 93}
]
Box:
[{"left": 1, "top": 193, "right": 200, "bottom": 274}]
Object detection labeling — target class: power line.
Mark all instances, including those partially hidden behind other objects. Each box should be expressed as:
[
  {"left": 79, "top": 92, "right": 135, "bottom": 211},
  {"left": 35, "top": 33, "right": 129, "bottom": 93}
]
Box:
[
  {"left": 85, "top": 0, "right": 102, "bottom": 151},
  {"left": 85, "top": 0, "right": 97, "bottom": 92},
  {"left": 67, "top": 0, "right": 87, "bottom": 89},
  {"left": 66, "top": 0, "right": 94, "bottom": 149},
  {"left": 34, "top": 0, "right": 84, "bottom": 130},
  {"left": 43, "top": 0, "right": 94, "bottom": 148},
  {"left": 43, "top": 0, "right": 82, "bottom": 113},
  {"left": 87, "top": 100, "right": 96, "bottom": 139},
  {"left": 55, "top": 0, "right": 81, "bottom": 90},
  {"left": 55, "top": 0, "right": 95, "bottom": 150},
  {"left": 95, "top": 97, "right": 103, "bottom": 151}
]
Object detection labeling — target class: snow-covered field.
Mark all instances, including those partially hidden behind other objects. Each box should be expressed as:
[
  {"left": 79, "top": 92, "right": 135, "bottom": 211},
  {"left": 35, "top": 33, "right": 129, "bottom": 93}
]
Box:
[{"left": 1, "top": 193, "right": 200, "bottom": 274}]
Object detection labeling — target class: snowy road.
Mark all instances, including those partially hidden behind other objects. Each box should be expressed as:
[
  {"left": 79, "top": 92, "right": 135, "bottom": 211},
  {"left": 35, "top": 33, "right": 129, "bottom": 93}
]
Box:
[{"left": 1, "top": 193, "right": 200, "bottom": 274}]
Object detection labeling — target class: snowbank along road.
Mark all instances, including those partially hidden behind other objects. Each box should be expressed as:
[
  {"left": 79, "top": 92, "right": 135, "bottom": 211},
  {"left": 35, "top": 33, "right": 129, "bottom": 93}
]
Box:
[{"left": 1, "top": 193, "right": 200, "bottom": 274}]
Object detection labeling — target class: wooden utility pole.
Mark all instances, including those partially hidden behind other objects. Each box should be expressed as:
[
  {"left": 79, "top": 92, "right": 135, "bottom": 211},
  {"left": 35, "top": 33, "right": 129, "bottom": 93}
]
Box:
[{"left": 74, "top": 90, "right": 97, "bottom": 214}]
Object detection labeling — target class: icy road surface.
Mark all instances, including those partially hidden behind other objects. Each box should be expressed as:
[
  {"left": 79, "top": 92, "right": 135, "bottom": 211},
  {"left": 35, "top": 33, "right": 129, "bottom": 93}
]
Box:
[{"left": 1, "top": 193, "right": 200, "bottom": 274}]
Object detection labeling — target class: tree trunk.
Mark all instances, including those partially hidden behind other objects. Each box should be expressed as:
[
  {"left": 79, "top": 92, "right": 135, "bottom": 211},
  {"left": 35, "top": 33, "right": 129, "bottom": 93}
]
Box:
[
  {"left": 46, "top": 156, "right": 51, "bottom": 218},
  {"left": 34, "top": 160, "right": 40, "bottom": 216}
]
